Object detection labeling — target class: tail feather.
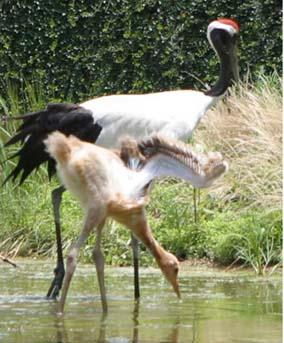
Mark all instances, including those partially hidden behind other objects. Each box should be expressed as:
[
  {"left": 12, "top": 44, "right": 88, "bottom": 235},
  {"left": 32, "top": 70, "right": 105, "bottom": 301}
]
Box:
[
  {"left": 5, "top": 123, "right": 38, "bottom": 146},
  {"left": 4, "top": 103, "right": 102, "bottom": 184},
  {"left": 5, "top": 135, "right": 51, "bottom": 184}
]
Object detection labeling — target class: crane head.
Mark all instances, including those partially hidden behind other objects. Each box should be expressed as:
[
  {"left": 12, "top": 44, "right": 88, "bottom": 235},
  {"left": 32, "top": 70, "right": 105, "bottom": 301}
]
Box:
[
  {"left": 207, "top": 18, "right": 240, "bottom": 82},
  {"left": 158, "top": 251, "right": 180, "bottom": 298}
]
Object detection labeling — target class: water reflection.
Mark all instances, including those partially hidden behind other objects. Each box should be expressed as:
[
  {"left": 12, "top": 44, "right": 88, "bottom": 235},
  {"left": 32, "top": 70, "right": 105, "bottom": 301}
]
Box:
[
  {"left": 132, "top": 301, "right": 139, "bottom": 343},
  {"left": 54, "top": 317, "right": 68, "bottom": 343},
  {"left": 0, "top": 261, "right": 282, "bottom": 343},
  {"left": 165, "top": 320, "right": 180, "bottom": 343},
  {"left": 53, "top": 300, "right": 184, "bottom": 343}
]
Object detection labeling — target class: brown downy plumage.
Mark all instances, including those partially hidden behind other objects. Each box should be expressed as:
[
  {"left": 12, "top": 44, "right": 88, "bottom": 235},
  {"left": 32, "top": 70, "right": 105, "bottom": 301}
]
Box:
[{"left": 44, "top": 131, "right": 228, "bottom": 314}]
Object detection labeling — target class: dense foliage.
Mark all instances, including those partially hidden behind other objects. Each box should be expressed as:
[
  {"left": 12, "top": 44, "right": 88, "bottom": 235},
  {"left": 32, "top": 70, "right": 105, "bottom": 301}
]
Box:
[{"left": 0, "top": 0, "right": 282, "bottom": 105}]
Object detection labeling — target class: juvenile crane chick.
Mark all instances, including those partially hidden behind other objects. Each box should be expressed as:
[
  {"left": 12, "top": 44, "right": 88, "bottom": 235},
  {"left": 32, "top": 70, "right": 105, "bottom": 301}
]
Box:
[{"left": 45, "top": 132, "right": 228, "bottom": 313}]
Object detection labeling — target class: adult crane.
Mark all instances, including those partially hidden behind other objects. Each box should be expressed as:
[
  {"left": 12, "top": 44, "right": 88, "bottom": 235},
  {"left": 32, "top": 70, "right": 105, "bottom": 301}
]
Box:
[{"left": 4, "top": 18, "right": 239, "bottom": 299}]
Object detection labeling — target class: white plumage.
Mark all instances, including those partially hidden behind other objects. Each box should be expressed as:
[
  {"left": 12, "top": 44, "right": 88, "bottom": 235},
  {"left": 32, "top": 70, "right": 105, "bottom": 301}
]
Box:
[
  {"left": 81, "top": 90, "right": 215, "bottom": 146},
  {"left": 79, "top": 18, "right": 239, "bottom": 148}
]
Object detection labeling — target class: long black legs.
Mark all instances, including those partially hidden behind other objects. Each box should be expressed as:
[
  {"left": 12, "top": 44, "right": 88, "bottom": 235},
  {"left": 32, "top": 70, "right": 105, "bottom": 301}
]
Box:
[
  {"left": 131, "top": 233, "right": 140, "bottom": 300},
  {"left": 46, "top": 185, "right": 141, "bottom": 301},
  {"left": 46, "top": 185, "right": 66, "bottom": 299}
]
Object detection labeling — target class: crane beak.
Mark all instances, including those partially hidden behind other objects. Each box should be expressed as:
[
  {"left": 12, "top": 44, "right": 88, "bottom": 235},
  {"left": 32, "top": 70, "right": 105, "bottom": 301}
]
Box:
[
  {"left": 172, "top": 281, "right": 181, "bottom": 299},
  {"left": 167, "top": 274, "right": 181, "bottom": 299},
  {"left": 162, "top": 265, "right": 181, "bottom": 298}
]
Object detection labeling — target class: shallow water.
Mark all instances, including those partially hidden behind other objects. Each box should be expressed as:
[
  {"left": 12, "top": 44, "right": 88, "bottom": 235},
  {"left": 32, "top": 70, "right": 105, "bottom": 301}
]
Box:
[{"left": 0, "top": 260, "right": 282, "bottom": 343}]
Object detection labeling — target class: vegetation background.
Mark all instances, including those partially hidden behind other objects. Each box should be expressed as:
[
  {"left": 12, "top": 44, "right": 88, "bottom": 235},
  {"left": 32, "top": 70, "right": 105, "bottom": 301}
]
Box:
[
  {"left": 0, "top": 0, "right": 282, "bottom": 274},
  {"left": 0, "top": 0, "right": 282, "bottom": 100}
]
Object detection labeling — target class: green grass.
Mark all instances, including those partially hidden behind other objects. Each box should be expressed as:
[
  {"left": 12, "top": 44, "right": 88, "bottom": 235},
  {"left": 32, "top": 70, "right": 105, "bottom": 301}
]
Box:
[{"left": 0, "top": 72, "right": 282, "bottom": 275}]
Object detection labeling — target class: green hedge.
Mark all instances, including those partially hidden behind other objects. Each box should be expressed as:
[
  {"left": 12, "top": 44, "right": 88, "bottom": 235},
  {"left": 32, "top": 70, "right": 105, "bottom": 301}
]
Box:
[{"left": 0, "top": 0, "right": 282, "bottom": 104}]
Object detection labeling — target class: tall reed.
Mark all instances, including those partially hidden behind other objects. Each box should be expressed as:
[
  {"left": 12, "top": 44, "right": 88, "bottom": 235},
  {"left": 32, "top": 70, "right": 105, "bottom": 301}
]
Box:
[{"left": 196, "top": 72, "right": 282, "bottom": 212}]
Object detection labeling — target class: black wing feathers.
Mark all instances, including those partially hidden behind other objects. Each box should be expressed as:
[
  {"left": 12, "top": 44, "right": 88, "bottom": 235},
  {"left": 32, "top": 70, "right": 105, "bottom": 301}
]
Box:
[{"left": 5, "top": 103, "right": 102, "bottom": 184}]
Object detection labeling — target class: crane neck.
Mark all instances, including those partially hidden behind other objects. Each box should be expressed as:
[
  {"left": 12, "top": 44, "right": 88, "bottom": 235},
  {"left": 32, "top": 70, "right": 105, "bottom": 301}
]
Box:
[
  {"left": 204, "top": 28, "right": 238, "bottom": 98},
  {"left": 204, "top": 54, "right": 235, "bottom": 97}
]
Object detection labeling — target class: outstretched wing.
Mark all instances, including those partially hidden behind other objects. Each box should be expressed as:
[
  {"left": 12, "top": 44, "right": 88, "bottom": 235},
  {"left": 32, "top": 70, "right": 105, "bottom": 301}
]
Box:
[{"left": 127, "top": 135, "right": 228, "bottom": 199}]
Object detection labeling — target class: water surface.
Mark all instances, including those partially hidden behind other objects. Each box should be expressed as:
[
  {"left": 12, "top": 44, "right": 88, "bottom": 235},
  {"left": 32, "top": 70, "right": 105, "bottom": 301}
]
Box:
[{"left": 0, "top": 260, "right": 282, "bottom": 342}]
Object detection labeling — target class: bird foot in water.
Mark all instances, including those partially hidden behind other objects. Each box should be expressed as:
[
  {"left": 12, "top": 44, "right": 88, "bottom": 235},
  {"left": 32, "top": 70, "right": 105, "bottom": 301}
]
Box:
[{"left": 46, "top": 265, "right": 65, "bottom": 299}]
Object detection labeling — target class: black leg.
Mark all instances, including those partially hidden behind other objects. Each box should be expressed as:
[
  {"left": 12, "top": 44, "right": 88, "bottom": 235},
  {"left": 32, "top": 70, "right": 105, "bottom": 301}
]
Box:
[
  {"left": 193, "top": 187, "right": 197, "bottom": 223},
  {"left": 46, "top": 185, "right": 66, "bottom": 299},
  {"left": 131, "top": 233, "right": 140, "bottom": 299}
]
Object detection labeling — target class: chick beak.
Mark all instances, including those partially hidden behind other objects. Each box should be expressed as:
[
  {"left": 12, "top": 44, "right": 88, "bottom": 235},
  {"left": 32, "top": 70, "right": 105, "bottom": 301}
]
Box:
[{"left": 172, "top": 280, "right": 181, "bottom": 299}]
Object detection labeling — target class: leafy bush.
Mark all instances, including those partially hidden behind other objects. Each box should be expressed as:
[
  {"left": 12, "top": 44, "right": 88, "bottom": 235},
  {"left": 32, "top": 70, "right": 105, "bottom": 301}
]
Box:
[
  {"left": 202, "top": 210, "right": 282, "bottom": 268},
  {"left": 0, "top": 0, "right": 282, "bottom": 104}
]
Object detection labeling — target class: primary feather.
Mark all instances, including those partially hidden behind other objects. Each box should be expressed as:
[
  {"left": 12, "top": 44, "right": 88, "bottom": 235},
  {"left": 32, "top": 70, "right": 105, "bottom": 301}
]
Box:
[
  {"left": 121, "top": 135, "right": 228, "bottom": 199},
  {"left": 4, "top": 104, "right": 102, "bottom": 184}
]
